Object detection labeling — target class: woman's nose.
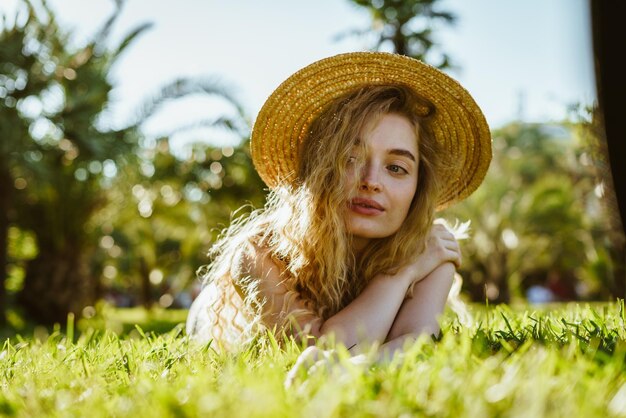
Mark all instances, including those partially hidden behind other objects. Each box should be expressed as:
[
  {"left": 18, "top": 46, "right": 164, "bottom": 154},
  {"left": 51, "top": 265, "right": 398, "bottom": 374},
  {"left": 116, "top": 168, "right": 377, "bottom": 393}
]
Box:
[{"left": 359, "top": 164, "right": 382, "bottom": 192}]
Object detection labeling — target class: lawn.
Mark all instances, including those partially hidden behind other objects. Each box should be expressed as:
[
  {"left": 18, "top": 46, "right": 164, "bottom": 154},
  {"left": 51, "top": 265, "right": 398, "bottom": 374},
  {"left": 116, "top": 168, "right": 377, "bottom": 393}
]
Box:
[{"left": 1, "top": 301, "right": 625, "bottom": 417}]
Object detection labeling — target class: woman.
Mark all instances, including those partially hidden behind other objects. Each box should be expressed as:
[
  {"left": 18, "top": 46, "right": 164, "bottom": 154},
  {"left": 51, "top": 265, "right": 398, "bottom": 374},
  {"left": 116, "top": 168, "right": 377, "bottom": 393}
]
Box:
[{"left": 186, "top": 52, "right": 491, "bottom": 356}]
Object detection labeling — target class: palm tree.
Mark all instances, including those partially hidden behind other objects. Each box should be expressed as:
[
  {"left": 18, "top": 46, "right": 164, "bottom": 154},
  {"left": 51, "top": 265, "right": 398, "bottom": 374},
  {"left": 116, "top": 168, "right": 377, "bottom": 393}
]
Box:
[
  {"left": 1, "top": 1, "right": 68, "bottom": 324},
  {"left": 3, "top": 0, "right": 262, "bottom": 324},
  {"left": 2, "top": 0, "right": 150, "bottom": 323},
  {"left": 341, "top": 0, "right": 456, "bottom": 68}
]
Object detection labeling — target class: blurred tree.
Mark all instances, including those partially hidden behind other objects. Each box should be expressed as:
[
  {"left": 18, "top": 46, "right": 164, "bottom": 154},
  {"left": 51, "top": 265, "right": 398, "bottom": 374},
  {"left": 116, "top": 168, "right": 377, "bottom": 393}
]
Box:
[
  {"left": 0, "top": 0, "right": 150, "bottom": 323},
  {"left": 0, "top": 3, "right": 45, "bottom": 325},
  {"left": 1, "top": 1, "right": 73, "bottom": 325},
  {"left": 1, "top": 0, "right": 256, "bottom": 324},
  {"left": 341, "top": 0, "right": 456, "bottom": 68},
  {"left": 580, "top": 107, "right": 625, "bottom": 299},
  {"left": 590, "top": 1, "right": 626, "bottom": 240},
  {"left": 443, "top": 120, "right": 615, "bottom": 303},
  {"left": 98, "top": 137, "right": 266, "bottom": 309}
]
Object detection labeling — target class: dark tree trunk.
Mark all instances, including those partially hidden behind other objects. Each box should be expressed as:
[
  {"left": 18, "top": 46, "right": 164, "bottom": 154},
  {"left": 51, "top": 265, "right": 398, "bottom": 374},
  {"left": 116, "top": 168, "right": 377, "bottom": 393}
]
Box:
[
  {"left": 461, "top": 262, "right": 489, "bottom": 302},
  {"left": 0, "top": 168, "right": 11, "bottom": 326},
  {"left": 591, "top": 0, "right": 626, "bottom": 236},
  {"left": 18, "top": 247, "right": 97, "bottom": 325},
  {"left": 493, "top": 250, "right": 510, "bottom": 304},
  {"left": 479, "top": 244, "right": 511, "bottom": 304},
  {"left": 609, "top": 243, "right": 626, "bottom": 300},
  {"left": 139, "top": 257, "right": 152, "bottom": 309},
  {"left": 392, "top": 30, "right": 408, "bottom": 56},
  {"left": 590, "top": 0, "right": 626, "bottom": 299}
]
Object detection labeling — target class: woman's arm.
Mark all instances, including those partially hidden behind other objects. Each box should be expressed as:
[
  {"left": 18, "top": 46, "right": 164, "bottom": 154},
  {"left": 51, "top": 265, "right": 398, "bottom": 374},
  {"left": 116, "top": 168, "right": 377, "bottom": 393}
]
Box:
[
  {"left": 386, "top": 262, "right": 456, "bottom": 340},
  {"left": 284, "top": 261, "right": 456, "bottom": 387},
  {"left": 319, "top": 223, "right": 461, "bottom": 347},
  {"left": 378, "top": 262, "right": 456, "bottom": 360},
  {"left": 238, "top": 245, "right": 415, "bottom": 347},
  {"left": 318, "top": 270, "right": 416, "bottom": 346},
  {"left": 239, "top": 223, "right": 460, "bottom": 348}
]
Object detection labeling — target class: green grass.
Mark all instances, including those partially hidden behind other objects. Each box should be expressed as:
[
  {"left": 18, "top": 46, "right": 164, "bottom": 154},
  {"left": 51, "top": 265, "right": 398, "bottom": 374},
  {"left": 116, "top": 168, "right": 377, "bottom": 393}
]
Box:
[{"left": 1, "top": 301, "right": 626, "bottom": 417}]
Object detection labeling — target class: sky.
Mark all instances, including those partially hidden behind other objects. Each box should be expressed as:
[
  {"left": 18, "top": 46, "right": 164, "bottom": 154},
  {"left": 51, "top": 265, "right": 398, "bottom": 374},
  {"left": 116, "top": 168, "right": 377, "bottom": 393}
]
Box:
[{"left": 2, "top": 0, "right": 596, "bottom": 151}]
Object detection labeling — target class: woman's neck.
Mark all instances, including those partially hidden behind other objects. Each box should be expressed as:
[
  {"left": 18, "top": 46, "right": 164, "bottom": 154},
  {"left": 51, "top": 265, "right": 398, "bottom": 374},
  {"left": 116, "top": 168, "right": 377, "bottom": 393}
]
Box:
[{"left": 351, "top": 236, "right": 371, "bottom": 255}]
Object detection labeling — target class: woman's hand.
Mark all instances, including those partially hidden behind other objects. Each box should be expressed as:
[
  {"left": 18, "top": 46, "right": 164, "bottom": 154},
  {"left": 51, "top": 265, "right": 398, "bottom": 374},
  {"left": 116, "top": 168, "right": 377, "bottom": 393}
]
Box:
[
  {"left": 400, "top": 223, "right": 461, "bottom": 285},
  {"left": 284, "top": 346, "right": 369, "bottom": 389}
]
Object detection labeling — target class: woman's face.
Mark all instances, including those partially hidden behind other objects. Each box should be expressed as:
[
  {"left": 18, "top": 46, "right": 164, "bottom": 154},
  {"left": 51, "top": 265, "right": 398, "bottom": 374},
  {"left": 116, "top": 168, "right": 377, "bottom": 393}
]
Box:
[{"left": 344, "top": 113, "right": 419, "bottom": 249}]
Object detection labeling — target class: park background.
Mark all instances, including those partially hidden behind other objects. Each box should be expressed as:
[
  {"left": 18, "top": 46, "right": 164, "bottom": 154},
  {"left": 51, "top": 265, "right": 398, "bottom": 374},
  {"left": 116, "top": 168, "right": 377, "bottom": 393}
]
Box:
[
  {"left": 3, "top": 1, "right": 626, "bottom": 417},
  {"left": 1, "top": 0, "right": 624, "bottom": 330}
]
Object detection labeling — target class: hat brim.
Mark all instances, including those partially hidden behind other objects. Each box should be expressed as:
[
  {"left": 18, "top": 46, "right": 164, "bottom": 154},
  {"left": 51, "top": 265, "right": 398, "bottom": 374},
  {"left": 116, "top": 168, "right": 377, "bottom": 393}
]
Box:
[{"left": 251, "top": 52, "right": 492, "bottom": 210}]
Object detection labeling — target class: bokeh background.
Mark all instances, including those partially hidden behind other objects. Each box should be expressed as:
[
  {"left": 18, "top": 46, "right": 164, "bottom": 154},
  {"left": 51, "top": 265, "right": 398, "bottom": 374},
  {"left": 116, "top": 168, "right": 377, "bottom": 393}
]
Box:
[{"left": 1, "top": 0, "right": 623, "bottom": 329}]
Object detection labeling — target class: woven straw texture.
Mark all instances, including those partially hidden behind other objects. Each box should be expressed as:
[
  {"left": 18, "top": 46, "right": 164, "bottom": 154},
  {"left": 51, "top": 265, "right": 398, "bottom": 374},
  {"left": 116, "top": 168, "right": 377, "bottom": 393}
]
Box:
[{"left": 251, "top": 52, "right": 491, "bottom": 209}]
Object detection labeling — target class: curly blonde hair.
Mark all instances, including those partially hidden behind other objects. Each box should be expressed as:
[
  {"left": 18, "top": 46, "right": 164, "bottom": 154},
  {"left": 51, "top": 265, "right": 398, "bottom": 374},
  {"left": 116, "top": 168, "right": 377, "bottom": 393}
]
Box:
[{"left": 189, "top": 85, "right": 443, "bottom": 349}]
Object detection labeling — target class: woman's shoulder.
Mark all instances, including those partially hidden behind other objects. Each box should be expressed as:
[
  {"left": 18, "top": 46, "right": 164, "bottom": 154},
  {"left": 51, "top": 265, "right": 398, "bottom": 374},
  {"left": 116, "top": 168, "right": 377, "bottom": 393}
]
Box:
[{"left": 231, "top": 237, "right": 284, "bottom": 284}]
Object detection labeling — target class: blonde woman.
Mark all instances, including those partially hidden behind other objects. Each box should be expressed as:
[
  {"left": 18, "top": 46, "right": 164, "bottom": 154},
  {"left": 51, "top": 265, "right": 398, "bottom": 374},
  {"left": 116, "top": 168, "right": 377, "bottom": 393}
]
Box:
[{"left": 186, "top": 52, "right": 491, "bottom": 360}]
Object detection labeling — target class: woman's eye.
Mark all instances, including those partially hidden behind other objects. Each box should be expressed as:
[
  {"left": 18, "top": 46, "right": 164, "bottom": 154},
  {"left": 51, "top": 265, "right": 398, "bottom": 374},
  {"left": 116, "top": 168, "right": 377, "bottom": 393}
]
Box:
[
  {"left": 347, "top": 156, "right": 357, "bottom": 164},
  {"left": 388, "top": 164, "right": 408, "bottom": 174}
]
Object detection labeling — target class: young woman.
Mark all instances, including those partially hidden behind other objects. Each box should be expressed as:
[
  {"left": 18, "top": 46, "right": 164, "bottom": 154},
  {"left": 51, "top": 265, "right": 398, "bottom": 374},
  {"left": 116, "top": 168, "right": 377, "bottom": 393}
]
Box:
[{"left": 186, "top": 52, "right": 491, "bottom": 357}]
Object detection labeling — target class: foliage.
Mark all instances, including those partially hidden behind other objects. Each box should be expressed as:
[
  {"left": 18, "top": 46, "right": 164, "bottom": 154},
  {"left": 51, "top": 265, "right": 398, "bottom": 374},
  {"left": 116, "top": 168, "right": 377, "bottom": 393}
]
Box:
[
  {"left": 2, "top": 0, "right": 621, "bottom": 326},
  {"left": 97, "top": 137, "right": 266, "bottom": 309},
  {"left": 344, "top": 0, "right": 623, "bottom": 302},
  {"left": 342, "top": 0, "right": 456, "bottom": 68},
  {"left": 1, "top": 1, "right": 266, "bottom": 322},
  {"left": 0, "top": 0, "right": 151, "bottom": 323},
  {"left": 1, "top": 301, "right": 625, "bottom": 417},
  {"left": 442, "top": 120, "right": 622, "bottom": 303}
]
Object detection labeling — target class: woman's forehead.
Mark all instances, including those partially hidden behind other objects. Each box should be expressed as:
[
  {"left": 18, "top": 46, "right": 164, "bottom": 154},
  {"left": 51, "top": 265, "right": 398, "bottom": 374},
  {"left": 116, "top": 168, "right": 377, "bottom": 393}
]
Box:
[{"left": 356, "top": 114, "right": 418, "bottom": 152}]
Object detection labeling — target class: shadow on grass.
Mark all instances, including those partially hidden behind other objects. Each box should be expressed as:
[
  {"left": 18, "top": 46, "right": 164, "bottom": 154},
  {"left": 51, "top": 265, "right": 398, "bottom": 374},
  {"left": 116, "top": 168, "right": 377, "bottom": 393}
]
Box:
[{"left": 1, "top": 303, "right": 189, "bottom": 342}]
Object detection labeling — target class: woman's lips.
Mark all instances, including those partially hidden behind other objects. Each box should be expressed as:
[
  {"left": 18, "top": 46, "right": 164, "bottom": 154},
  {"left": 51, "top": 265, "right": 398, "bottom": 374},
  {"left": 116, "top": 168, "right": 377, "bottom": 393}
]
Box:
[{"left": 349, "top": 197, "right": 385, "bottom": 215}]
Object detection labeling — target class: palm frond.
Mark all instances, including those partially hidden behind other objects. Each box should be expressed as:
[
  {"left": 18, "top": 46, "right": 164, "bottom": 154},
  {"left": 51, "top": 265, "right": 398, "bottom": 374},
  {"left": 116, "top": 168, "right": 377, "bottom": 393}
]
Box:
[
  {"left": 111, "top": 22, "right": 153, "bottom": 60},
  {"left": 92, "top": 0, "right": 124, "bottom": 47},
  {"left": 130, "top": 77, "right": 245, "bottom": 129},
  {"left": 154, "top": 116, "right": 249, "bottom": 139},
  {"left": 332, "top": 27, "right": 371, "bottom": 42}
]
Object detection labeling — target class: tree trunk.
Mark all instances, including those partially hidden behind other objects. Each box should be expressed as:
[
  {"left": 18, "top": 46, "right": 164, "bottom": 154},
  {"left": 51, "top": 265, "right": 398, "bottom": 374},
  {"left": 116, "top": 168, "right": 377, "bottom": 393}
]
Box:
[
  {"left": 609, "top": 242, "right": 626, "bottom": 300},
  {"left": 139, "top": 257, "right": 152, "bottom": 309},
  {"left": 461, "top": 262, "right": 489, "bottom": 302},
  {"left": 0, "top": 168, "right": 11, "bottom": 326},
  {"left": 18, "top": 247, "right": 97, "bottom": 325},
  {"left": 491, "top": 249, "right": 510, "bottom": 304},
  {"left": 591, "top": 1, "right": 626, "bottom": 300},
  {"left": 591, "top": 0, "right": 626, "bottom": 236},
  {"left": 392, "top": 29, "right": 408, "bottom": 56}
]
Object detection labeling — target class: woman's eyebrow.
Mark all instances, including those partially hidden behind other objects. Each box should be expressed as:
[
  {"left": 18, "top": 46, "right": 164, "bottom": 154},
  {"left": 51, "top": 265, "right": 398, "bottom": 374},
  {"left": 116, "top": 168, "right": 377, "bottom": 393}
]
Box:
[{"left": 388, "top": 149, "right": 416, "bottom": 161}]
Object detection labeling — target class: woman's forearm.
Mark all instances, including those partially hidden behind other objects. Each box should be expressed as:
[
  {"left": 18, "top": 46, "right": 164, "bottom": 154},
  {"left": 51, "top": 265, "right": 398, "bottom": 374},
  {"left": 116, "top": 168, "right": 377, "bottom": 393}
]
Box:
[
  {"left": 286, "top": 263, "right": 457, "bottom": 383},
  {"left": 317, "top": 261, "right": 454, "bottom": 348},
  {"left": 386, "top": 262, "right": 455, "bottom": 339},
  {"left": 348, "top": 263, "right": 455, "bottom": 363},
  {"left": 318, "top": 273, "right": 411, "bottom": 348},
  {"left": 319, "top": 223, "right": 460, "bottom": 347}
]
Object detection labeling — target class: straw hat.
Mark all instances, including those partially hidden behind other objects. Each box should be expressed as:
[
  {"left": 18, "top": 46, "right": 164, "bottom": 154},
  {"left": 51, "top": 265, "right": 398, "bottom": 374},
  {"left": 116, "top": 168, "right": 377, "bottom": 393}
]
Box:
[{"left": 251, "top": 51, "right": 491, "bottom": 210}]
